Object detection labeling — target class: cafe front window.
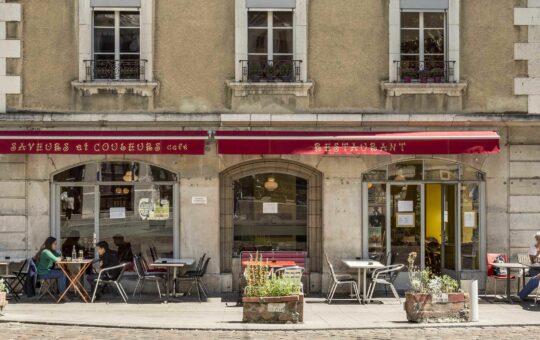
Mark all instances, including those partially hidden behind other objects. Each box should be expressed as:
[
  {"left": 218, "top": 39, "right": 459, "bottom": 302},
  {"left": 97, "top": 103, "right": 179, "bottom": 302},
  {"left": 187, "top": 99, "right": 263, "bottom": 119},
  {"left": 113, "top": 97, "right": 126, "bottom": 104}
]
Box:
[
  {"left": 363, "top": 159, "right": 486, "bottom": 277},
  {"left": 233, "top": 173, "right": 308, "bottom": 255},
  {"left": 52, "top": 161, "right": 179, "bottom": 263}
]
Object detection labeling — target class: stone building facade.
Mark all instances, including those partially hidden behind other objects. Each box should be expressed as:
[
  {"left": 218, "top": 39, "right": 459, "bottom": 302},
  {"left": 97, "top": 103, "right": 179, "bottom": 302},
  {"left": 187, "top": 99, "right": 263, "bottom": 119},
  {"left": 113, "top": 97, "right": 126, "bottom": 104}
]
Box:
[{"left": 0, "top": 0, "right": 539, "bottom": 294}]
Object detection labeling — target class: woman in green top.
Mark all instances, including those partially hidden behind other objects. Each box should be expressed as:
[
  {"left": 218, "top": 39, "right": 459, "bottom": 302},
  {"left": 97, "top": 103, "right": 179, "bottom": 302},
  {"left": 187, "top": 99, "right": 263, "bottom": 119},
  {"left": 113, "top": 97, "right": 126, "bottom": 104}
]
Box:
[{"left": 35, "top": 237, "right": 67, "bottom": 293}]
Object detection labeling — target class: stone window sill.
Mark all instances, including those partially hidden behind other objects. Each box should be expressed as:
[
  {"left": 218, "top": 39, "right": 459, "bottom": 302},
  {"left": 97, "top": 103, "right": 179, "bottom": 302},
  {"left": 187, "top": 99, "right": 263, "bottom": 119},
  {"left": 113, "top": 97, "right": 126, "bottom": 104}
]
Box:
[
  {"left": 71, "top": 81, "right": 160, "bottom": 97},
  {"left": 226, "top": 80, "right": 314, "bottom": 97},
  {"left": 381, "top": 82, "right": 468, "bottom": 97}
]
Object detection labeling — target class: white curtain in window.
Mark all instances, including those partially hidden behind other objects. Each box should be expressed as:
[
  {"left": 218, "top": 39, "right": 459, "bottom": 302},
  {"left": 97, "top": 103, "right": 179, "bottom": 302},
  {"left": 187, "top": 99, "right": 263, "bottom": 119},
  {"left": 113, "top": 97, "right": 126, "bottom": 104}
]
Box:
[
  {"left": 246, "top": 0, "right": 296, "bottom": 9},
  {"left": 400, "top": 0, "right": 448, "bottom": 10},
  {"left": 91, "top": 0, "right": 141, "bottom": 7}
]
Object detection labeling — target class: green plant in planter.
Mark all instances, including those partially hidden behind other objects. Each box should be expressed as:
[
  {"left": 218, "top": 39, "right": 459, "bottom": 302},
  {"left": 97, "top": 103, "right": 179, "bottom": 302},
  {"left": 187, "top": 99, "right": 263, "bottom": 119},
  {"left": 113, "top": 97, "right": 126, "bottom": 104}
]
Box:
[
  {"left": 0, "top": 279, "right": 6, "bottom": 293},
  {"left": 244, "top": 254, "right": 302, "bottom": 298},
  {"left": 249, "top": 63, "right": 263, "bottom": 82},
  {"left": 407, "top": 252, "right": 461, "bottom": 294},
  {"left": 278, "top": 63, "right": 294, "bottom": 82},
  {"left": 430, "top": 68, "right": 444, "bottom": 83},
  {"left": 401, "top": 68, "right": 418, "bottom": 82},
  {"left": 264, "top": 64, "right": 276, "bottom": 81}
]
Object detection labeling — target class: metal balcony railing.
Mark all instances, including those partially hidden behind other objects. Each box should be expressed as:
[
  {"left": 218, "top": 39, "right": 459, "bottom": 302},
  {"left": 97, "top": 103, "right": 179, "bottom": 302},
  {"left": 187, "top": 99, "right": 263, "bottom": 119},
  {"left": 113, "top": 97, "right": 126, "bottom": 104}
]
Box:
[
  {"left": 240, "top": 60, "right": 302, "bottom": 83},
  {"left": 84, "top": 59, "right": 147, "bottom": 82},
  {"left": 394, "top": 60, "right": 456, "bottom": 83}
]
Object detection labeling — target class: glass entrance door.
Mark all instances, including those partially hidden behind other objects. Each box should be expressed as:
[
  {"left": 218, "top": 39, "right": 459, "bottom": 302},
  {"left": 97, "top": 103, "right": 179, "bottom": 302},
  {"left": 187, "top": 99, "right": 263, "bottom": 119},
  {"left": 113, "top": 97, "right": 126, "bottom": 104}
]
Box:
[
  {"left": 390, "top": 184, "right": 422, "bottom": 268},
  {"left": 441, "top": 184, "right": 457, "bottom": 276},
  {"left": 58, "top": 185, "right": 97, "bottom": 259}
]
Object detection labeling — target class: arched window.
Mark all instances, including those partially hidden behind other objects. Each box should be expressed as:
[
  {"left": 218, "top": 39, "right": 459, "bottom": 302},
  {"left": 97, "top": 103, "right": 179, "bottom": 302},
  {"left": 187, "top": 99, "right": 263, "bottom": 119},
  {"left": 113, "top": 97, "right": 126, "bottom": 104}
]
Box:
[
  {"left": 363, "top": 159, "right": 485, "bottom": 277},
  {"left": 52, "top": 161, "right": 178, "bottom": 263}
]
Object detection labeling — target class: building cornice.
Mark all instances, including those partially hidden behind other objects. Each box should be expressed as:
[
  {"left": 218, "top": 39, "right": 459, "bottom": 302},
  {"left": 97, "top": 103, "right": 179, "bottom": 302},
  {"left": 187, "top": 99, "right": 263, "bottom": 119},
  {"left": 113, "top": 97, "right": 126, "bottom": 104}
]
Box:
[{"left": 1, "top": 112, "right": 540, "bottom": 128}]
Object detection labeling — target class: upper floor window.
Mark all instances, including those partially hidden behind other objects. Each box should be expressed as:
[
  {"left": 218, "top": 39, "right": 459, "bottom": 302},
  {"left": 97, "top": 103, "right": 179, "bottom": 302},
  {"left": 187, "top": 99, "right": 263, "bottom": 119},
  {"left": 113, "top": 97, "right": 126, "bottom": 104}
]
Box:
[
  {"left": 399, "top": 11, "right": 452, "bottom": 83},
  {"left": 244, "top": 10, "right": 300, "bottom": 83},
  {"left": 92, "top": 10, "right": 142, "bottom": 81}
]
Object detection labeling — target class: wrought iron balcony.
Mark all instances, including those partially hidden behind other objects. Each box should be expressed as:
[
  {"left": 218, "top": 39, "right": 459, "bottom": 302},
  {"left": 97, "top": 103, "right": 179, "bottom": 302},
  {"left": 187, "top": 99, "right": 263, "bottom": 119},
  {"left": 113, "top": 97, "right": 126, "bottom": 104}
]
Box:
[
  {"left": 393, "top": 61, "right": 456, "bottom": 84},
  {"left": 83, "top": 59, "right": 147, "bottom": 82},
  {"left": 240, "top": 60, "right": 302, "bottom": 83}
]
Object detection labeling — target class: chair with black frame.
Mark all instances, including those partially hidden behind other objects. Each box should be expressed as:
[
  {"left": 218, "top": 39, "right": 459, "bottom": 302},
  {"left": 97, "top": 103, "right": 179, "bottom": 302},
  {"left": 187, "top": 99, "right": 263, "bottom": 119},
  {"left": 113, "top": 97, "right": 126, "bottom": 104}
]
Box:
[
  {"left": 185, "top": 257, "right": 211, "bottom": 302},
  {"left": 133, "top": 255, "right": 166, "bottom": 303},
  {"left": 0, "top": 272, "right": 19, "bottom": 302},
  {"left": 9, "top": 259, "right": 28, "bottom": 296},
  {"left": 173, "top": 253, "right": 206, "bottom": 294},
  {"left": 91, "top": 263, "right": 129, "bottom": 303},
  {"left": 30, "top": 259, "right": 59, "bottom": 301}
]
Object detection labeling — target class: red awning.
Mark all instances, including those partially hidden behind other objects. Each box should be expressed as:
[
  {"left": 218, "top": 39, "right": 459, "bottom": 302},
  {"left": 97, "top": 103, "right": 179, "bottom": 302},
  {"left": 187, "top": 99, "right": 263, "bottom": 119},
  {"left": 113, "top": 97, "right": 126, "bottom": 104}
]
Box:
[
  {"left": 215, "top": 131, "right": 500, "bottom": 155},
  {"left": 0, "top": 131, "right": 208, "bottom": 155}
]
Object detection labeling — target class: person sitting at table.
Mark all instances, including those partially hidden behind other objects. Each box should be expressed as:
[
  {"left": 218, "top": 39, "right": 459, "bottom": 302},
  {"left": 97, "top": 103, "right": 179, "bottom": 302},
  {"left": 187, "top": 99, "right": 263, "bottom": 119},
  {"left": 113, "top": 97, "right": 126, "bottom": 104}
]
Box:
[
  {"left": 61, "top": 230, "right": 85, "bottom": 258},
  {"left": 35, "top": 236, "right": 68, "bottom": 294},
  {"left": 519, "top": 232, "right": 540, "bottom": 300},
  {"left": 87, "top": 241, "right": 121, "bottom": 300},
  {"left": 113, "top": 235, "right": 134, "bottom": 263}
]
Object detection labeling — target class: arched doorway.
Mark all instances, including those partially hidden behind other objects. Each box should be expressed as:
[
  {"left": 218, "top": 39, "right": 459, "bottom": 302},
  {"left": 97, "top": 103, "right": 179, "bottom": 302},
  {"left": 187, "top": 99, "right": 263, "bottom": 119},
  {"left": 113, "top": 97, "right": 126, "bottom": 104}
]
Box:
[
  {"left": 219, "top": 160, "right": 323, "bottom": 279},
  {"left": 51, "top": 161, "right": 179, "bottom": 261},
  {"left": 362, "top": 159, "right": 486, "bottom": 278}
]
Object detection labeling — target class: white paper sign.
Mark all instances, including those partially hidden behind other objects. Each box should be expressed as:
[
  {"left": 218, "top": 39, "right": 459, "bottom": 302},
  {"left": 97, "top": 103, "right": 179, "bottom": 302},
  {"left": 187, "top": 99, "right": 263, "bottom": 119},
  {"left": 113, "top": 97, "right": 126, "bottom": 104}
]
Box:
[
  {"left": 192, "top": 196, "right": 208, "bottom": 205},
  {"left": 267, "top": 303, "right": 286, "bottom": 313},
  {"left": 444, "top": 211, "right": 449, "bottom": 223},
  {"left": 464, "top": 211, "right": 476, "bottom": 228},
  {"left": 398, "top": 200, "right": 414, "bottom": 212},
  {"left": 110, "top": 207, "right": 126, "bottom": 219},
  {"left": 397, "top": 213, "right": 415, "bottom": 227},
  {"left": 263, "top": 202, "right": 278, "bottom": 214}
]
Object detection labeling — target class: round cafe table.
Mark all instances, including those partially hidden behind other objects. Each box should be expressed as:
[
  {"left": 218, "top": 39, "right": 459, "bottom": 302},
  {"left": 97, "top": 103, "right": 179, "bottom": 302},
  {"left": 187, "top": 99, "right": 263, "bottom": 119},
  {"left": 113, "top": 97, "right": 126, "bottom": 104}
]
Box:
[{"left": 492, "top": 262, "right": 527, "bottom": 303}]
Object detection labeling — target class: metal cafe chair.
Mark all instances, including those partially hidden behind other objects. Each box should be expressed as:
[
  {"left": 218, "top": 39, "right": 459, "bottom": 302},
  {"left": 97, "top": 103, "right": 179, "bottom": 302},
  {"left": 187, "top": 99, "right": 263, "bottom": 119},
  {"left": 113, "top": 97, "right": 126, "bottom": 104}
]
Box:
[
  {"left": 10, "top": 259, "right": 28, "bottom": 294},
  {"left": 185, "top": 257, "right": 211, "bottom": 302},
  {"left": 91, "top": 263, "right": 129, "bottom": 303},
  {"left": 133, "top": 256, "right": 166, "bottom": 303},
  {"left": 274, "top": 266, "right": 305, "bottom": 294},
  {"left": 29, "top": 259, "right": 59, "bottom": 301},
  {"left": 325, "top": 254, "right": 361, "bottom": 304},
  {"left": 366, "top": 264, "right": 404, "bottom": 304},
  {"left": 174, "top": 253, "right": 206, "bottom": 293}
]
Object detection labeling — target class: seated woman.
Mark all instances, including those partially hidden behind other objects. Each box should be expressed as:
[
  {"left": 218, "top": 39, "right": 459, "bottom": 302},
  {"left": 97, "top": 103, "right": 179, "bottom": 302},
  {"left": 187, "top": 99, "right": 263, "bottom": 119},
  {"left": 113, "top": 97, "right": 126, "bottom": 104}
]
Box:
[{"left": 35, "top": 237, "right": 67, "bottom": 294}]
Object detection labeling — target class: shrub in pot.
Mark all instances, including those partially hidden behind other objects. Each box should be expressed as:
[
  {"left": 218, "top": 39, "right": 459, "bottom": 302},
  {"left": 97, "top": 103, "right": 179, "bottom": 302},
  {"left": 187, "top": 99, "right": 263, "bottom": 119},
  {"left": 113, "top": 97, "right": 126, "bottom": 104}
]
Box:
[
  {"left": 249, "top": 63, "right": 263, "bottom": 82},
  {"left": 242, "top": 254, "right": 304, "bottom": 324},
  {"left": 0, "top": 279, "right": 8, "bottom": 314},
  {"left": 405, "top": 252, "right": 470, "bottom": 323},
  {"left": 401, "top": 68, "right": 418, "bottom": 83},
  {"left": 430, "top": 68, "right": 444, "bottom": 83},
  {"left": 278, "top": 63, "right": 293, "bottom": 82},
  {"left": 419, "top": 70, "right": 429, "bottom": 83}
]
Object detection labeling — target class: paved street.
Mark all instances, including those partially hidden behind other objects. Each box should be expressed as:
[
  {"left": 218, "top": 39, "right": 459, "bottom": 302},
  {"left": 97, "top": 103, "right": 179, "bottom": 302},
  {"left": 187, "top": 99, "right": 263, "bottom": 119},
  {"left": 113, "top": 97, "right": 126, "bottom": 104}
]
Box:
[{"left": 1, "top": 322, "right": 540, "bottom": 339}]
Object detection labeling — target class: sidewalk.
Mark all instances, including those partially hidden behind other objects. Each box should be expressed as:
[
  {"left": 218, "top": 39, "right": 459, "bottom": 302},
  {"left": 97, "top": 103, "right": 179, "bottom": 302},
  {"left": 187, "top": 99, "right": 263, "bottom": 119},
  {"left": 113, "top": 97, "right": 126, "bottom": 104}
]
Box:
[{"left": 1, "top": 295, "right": 540, "bottom": 330}]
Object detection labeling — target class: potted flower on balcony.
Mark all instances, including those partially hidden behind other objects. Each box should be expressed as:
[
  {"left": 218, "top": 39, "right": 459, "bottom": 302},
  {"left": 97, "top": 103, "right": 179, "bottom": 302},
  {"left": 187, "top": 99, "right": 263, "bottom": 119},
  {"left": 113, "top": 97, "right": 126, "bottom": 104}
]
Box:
[
  {"left": 430, "top": 68, "right": 444, "bottom": 83},
  {"left": 242, "top": 255, "right": 304, "bottom": 323},
  {"left": 264, "top": 64, "right": 276, "bottom": 82},
  {"left": 0, "top": 279, "right": 8, "bottom": 314},
  {"left": 249, "top": 63, "right": 263, "bottom": 83},
  {"left": 405, "top": 252, "right": 470, "bottom": 323},
  {"left": 277, "top": 63, "right": 294, "bottom": 83},
  {"left": 401, "top": 68, "right": 418, "bottom": 83},
  {"left": 418, "top": 70, "right": 429, "bottom": 83}
]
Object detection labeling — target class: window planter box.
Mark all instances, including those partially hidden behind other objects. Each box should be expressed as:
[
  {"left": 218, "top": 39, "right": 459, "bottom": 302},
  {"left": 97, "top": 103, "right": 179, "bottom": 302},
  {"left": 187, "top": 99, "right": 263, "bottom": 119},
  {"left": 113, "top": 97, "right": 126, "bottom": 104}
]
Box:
[
  {"left": 404, "top": 292, "right": 470, "bottom": 323},
  {"left": 242, "top": 295, "right": 304, "bottom": 324}
]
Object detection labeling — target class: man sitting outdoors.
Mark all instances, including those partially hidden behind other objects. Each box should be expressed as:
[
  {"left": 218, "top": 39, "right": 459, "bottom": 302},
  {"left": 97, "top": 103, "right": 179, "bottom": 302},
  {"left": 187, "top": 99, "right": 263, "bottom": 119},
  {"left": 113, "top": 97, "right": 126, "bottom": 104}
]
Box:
[
  {"left": 519, "top": 232, "right": 540, "bottom": 300},
  {"left": 87, "top": 241, "right": 121, "bottom": 300}
]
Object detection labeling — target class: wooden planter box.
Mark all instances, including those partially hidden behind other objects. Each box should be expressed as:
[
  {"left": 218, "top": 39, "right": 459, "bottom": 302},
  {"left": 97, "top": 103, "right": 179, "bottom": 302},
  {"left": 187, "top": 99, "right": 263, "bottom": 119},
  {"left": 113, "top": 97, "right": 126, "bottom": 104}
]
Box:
[
  {"left": 0, "top": 292, "right": 7, "bottom": 313},
  {"left": 242, "top": 295, "right": 304, "bottom": 324},
  {"left": 404, "top": 292, "right": 470, "bottom": 323}
]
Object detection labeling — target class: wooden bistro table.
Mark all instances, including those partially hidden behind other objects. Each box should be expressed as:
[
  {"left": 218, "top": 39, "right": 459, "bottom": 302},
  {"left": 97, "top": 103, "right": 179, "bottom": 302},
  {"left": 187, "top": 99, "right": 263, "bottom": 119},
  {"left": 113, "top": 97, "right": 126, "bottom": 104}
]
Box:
[
  {"left": 342, "top": 259, "right": 384, "bottom": 304},
  {"left": 149, "top": 258, "right": 196, "bottom": 302},
  {"left": 56, "top": 259, "right": 93, "bottom": 303},
  {"left": 492, "top": 262, "right": 527, "bottom": 303}
]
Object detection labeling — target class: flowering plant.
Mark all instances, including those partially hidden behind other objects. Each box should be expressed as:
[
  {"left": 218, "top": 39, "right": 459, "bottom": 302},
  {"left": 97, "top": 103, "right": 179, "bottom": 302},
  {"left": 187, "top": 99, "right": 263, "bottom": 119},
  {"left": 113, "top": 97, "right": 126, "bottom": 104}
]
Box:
[
  {"left": 407, "top": 252, "right": 460, "bottom": 295},
  {"left": 0, "top": 279, "right": 6, "bottom": 293},
  {"left": 244, "top": 253, "right": 302, "bottom": 298}
]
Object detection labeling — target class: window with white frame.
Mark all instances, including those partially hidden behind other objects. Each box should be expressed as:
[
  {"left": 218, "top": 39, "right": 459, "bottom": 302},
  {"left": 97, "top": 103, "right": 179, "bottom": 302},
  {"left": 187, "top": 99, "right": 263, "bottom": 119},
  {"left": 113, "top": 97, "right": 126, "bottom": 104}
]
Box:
[
  {"left": 400, "top": 11, "right": 447, "bottom": 81},
  {"left": 248, "top": 11, "right": 294, "bottom": 65},
  {"left": 246, "top": 10, "right": 297, "bottom": 82},
  {"left": 92, "top": 10, "right": 141, "bottom": 80}
]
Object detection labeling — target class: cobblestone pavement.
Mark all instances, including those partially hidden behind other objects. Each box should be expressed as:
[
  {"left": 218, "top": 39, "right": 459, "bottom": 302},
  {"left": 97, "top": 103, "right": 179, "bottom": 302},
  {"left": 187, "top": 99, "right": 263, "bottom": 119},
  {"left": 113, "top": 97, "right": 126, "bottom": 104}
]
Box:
[{"left": 1, "top": 322, "right": 540, "bottom": 339}]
